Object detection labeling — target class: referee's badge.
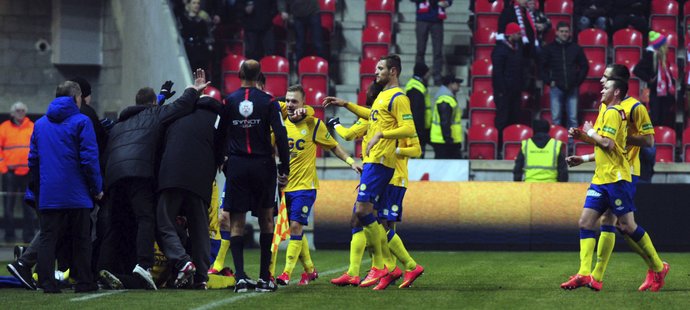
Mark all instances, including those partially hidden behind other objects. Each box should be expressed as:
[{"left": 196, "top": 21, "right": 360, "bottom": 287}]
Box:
[{"left": 239, "top": 100, "right": 253, "bottom": 117}]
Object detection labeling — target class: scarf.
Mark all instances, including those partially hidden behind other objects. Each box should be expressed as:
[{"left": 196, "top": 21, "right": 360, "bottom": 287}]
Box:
[
  {"left": 514, "top": 4, "right": 537, "bottom": 47},
  {"left": 656, "top": 56, "right": 675, "bottom": 97}
]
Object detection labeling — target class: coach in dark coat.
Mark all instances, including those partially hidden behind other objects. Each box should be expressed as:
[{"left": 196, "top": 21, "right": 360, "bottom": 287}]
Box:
[{"left": 156, "top": 95, "right": 225, "bottom": 288}]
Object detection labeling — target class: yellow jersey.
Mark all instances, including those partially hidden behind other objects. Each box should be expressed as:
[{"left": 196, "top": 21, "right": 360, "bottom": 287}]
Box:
[
  {"left": 592, "top": 105, "right": 631, "bottom": 185},
  {"left": 363, "top": 87, "right": 416, "bottom": 168},
  {"left": 285, "top": 116, "right": 338, "bottom": 192},
  {"left": 390, "top": 134, "right": 422, "bottom": 187}
]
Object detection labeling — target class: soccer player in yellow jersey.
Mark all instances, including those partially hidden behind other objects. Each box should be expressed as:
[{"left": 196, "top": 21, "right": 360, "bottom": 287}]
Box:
[
  {"left": 324, "top": 54, "right": 417, "bottom": 287},
  {"left": 567, "top": 64, "right": 668, "bottom": 291},
  {"left": 561, "top": 78, "right": 637, "bottom": 291},
  {"left": 275, "top": 85, "right": 362, "bottom": 286}
]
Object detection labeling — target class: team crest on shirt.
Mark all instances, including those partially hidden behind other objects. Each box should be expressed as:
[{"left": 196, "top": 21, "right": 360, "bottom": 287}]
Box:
[
  {"left": 302, "top": 206, "right": 309, "bottom": 213},
  {"left": 239, "top": 100, "right": 253, "bottom": 117}
]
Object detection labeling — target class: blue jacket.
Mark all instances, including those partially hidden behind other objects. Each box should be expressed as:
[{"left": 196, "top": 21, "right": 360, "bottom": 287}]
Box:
[
  {"left": 412, "top": 0, "right": 452, "bottom": 23},
  {"left": 29, "top": 96, "right": 102, "bottom": 210}
]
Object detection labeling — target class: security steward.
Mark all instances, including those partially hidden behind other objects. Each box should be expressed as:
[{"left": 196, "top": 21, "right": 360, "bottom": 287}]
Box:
[
  {"left": 405, "top": 63, "right": 432, "bottom": 158},
  {"left": 430, "top": 74, "right": 463, "bottom": 159},
  {"left": 513, "top": 119, "right": 568, "bottom": 182}
]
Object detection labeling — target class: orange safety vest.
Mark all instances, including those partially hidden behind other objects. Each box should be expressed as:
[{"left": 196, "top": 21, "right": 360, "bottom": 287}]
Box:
[{"left": 0, "top": 117, "right": 34, "bottom": 175}]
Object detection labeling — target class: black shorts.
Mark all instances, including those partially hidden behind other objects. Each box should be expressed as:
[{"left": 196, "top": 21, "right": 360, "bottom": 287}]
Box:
[{"left": 224, "top": 155, "right": 277, "bottom": 216}]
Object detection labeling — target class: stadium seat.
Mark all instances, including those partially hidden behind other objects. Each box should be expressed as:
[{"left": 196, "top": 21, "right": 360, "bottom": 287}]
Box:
[
  {"left": 305, "top": 87, "right": 327, "bottom": 157},
  {"left": 214, "top": 24, "right": 244, "bottom": 55},
  {"left": 469, "top": 90, "right": 496, "bottom": 128},
  {"left": 650, "top": 0, "right": 679, "bottom": 34},
  {"left": 539, "top": 86, "right": 552, "bottom": 124},
  {"left": 579, "top": 29, "right": 607, "bottom": 64},
  {"left": 221, "top": 54, "right": 246, "bottom": 94},
  {"left": 473, "top": 26, "right": 496, "bottom": 61},
  {"left": 583, "top": 48, "right": 605, "bottom": 66},
  {"left": 468, "top": 124, "right": 499, "bottom": 159},
  {"left": 613, "top": 29, "right": 642, "bottom": 65},
  {"left": 357, "top": 88, "right": 368, "bottom": 106},
  {"left": 683, "top": 126, "right": 690, "bottom": 162},
  {"left": 685, "top": 1, "right": 690, "bottom": 34},
  {"left": 543, "top": 0, "right": 573, "bottom": 42},
  {"left": 470, "top": 59, "right": 493, "bottom": 95},
  {"left": 299, "top": 56, "right": 329, "bottom": 95},
  {"left": 654, "top": 125, "right": 676, "bottom": 162},
  {"left": 549, "top": 124, "right": 569, "bottom": 154},
  {"left": 365, "top": 0, "right": 395, "bottom": 32},
  {"left": 260, "top": 55, "right": 289, "bottom": 97},
  {"left": 319, "top": 0, "right": 336, "bottom": 34},
  {"left": 579, "top": 78, "right": 602, "bottom": 113},
  {"left": 502, "top": 124, "right": 533, "bottom": 160},
  {"left": 203, "top": 85, "right": 222, "bottom": 102},
  {"left": 362, "top": 27, "right": 391, "bottom": 60},
  {"left": 359, "top": 57, "right": 379, "bottom": 97},
  {"left": 476, "top": 14, "right": 500, "bottom": 33},
  {"left": 573, "top": 142, "right": 594, "bottom": 156},
  {"left": 585, "top": 60, "right": 605, "bottom": 78},
  {"left": 474, "top": 0, "right": 503, "bottom": 32}
]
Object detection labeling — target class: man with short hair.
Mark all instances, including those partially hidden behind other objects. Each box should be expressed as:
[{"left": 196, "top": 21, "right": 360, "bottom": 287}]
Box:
[
  {"left": 430, "top": 74, "right": 463, "bottom": 159},
  {"left": 31, "top": 81, "right": 103, "bottom": 293},
  {"left": 513, "top": 119, "right": 567, "bottom": 182}
]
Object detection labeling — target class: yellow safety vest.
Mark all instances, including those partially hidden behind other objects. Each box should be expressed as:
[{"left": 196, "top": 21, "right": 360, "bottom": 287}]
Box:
[
  {"left": 430, "top": 94, "right": 463, "bottom": 144},
  {"left": 521, "top": 138, "right": 561, "bottom": 182},
  {"left": 404, "top": 78, "right": 432, "bottom": 129}
]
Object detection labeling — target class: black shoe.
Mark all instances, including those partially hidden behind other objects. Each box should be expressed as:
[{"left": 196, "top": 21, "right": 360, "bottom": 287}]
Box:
[
  {"left": 234, "top": 278, "right": 249, "bottom": 293},
  {"left": 193, "top": 281, "right": 208, "bottom": 290},
  {"left": 7, "top": 261, "right": 37, "bottom": 290},
  {"left": 74, "top": 283, "right": 99, "bottom": 293},
  {"left": 255, "top": 278, "right": 277, "bottom": 292},
  {"left": 98, "top": 270, "right": 124, "bottom": 290}
]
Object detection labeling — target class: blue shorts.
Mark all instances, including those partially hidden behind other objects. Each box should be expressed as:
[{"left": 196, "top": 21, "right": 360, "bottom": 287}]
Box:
[
  {"left": 583, "top": 180, "right": 635, "bottom": 217},
  {"left": 357, "top": 163, "right": 394, "bottom": 204},
  {"left": 285, "top": 190, "right": 316, "bottom": 225},
  {"left": 377, "top": 185, "right": 406, "bottom": 222}
]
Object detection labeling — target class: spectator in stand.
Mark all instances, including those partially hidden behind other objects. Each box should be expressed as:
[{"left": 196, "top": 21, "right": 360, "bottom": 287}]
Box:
[
  {"left": 411, "top": 0, "right": 453, "bottom": 85},
  {"left": 179, "top": 0, "right": 214, "bottom": 72},
  {"left": 526, "top": 0, "right": 551, "bottom": 49},
  {"left": 0, "top": 102, "right": 34, "bottom": 243},
  {"left": 279, "top": 0, "right": 326, "bottom": 62},
  {"left": 611, "top": 0, "right": 649, "bottom": 36},
  {"left": 405, "top": 63, "right": 432, "bottom": 158},
  {"left": 541, "top": 22, "right": 589, "bottom": 131},
  {"left": 492, "top": 22, "right": 525, "bottom": 147},
  {"left": 634, "top": 31, "right": 676, "bottom": 127},
  {"left": 430, "top": 74, "right": 463, "bottom": 159},
  {"left": 498, "top": 0, "right": 538, "bottom": 59},
  {"left": 241, "top": 0, "right": 278, "bottom": 60},
  {"left": 513, "top": 119, "right": 568, "bottom": 182},
  {"left": 574, "top": 0, "right": 611, "bottom": 33}
]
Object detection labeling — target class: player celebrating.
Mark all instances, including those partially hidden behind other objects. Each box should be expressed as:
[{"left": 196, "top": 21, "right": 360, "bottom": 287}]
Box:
[
  {"left": 275, "top": 85, "right": 362, "bottom": 286},
  {"left": 324, "top": 54, "right": 417, "bottom": 287}
]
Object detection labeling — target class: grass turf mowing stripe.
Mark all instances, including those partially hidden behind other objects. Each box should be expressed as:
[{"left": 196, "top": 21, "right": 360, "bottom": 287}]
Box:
[
  {"left": 191, "top": 259, "right": 372, "bottom": 310},
  {"left": 70, "top": 290, "right": 127, "bottom": 301}
]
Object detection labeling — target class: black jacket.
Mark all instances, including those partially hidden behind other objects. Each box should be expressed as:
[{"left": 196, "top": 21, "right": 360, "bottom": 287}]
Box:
[
  {"left": 491, "top": 40, "right": 524, "bottom": 94},
  {"left": 104, "top": 88, "right": 199, "bottom": 189},
  {"left": 541, "top": 39, "right": 589, "bottom": 91},
  {"left": 513, "top": 132, "right": 568, "bottom": 182},
  {"left": 239, "top": 0, "right": 278, "bottom": 32},
  {"left": 158, "top": 97, "right": 224, "bottom": 204},
  {"left": 406, "top": 76, "right": 428, "bottom": 139},
  {"left": 611, "top": 0, "right": 648, "bottom": 17},
  {"left": 224, "top": 87, "right": 290, "bottom": 176},
  {"left": 80, "top": 103, "right": 108, "bottom": 169}
]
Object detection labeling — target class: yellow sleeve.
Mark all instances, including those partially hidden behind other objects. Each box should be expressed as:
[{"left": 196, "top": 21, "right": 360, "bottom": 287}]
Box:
[
  {"left": 632, "top": 104, "right": 655, "bottom": 135},
  {"left": 382, "top": 95, "right": 416, "bottom": 139},
  {"left": 334, "top": 119, "right": 368, "bottom": 141},
  {"left": 600, "top": 108, "right": 622, "bottom": 140},
  {"left": 345, "top": 102, "right": 371, "bottom": 119},
  {"left": 314, "top": 119, "right": 339, "bottom": 149},
  {"left": 278, "top": 101, "right": 314, "bottom": 119},
  {"left": 397, "top": 135, "right": 422, "bottom": 158}
]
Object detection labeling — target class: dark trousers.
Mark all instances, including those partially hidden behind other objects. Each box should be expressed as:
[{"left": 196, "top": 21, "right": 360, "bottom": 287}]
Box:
[
  {"left": 432, "top": 143, "right": 462, "bottom": 159},
  {"left": 2, "top": 172, "right": 34, "bottom": 242},
  {"left": 293, "top": 13, "right": 325, "bottom": 61},
  {"left": 156, "top": 188, "right": 210, "bottom": 283},
  {"left": 37, "top": 208, "right": 93, "bottom": 291},
  {"left": 495, "top": 90, "right": 521, "bottom": 133},
  {"left": 244, "top": 28, "right": 275, "bottom": 61},
  {"left": 415, "top": 20, "right": 444, "bottom": 84}
]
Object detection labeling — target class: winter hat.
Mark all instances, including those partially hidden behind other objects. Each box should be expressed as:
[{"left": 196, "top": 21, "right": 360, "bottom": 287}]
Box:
[
  {"left": 70, "top": 76, "right": 92, "bottom": 98},
  {"left": 649, "top": 31, "right": 667, "bottom": 50},
  {"left": 505, "top": 22, "right": 521, "bottom": 36}
]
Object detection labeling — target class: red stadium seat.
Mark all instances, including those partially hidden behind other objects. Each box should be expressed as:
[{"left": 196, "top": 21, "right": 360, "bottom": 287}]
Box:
[
  {"left": 319, "top": 0, "right": 336, "bottom": 33},
  {"left": 260, "top": 55, "right": 290, "bottom": 97},
  {"left": 474, "top": 0, "right": 503, "bottom": 32},
  {"left": 539, "top": 86, "right": 552, "bottom": 124},
  {"left": 357, "top": 88, "right": 368, "bottom": 106},
  {"left": 469, "top": 90, "right": 496, "bottom": 127},
  {"left": 473, "top": 26, "right": 496, "bottom": 61},
  {"left": 549, "top": 124, "right": 569, "bottom": 154},
  {"left": 579, "top": 79, "right": 602, "bottom": 112},
  {"left": 579, "top": 29, "right": 607, "bottom": 64},
  {"left": 221, "top": 54, "right": 246, "bottom": 94},
  {"left": 583, "top": 48, "right": 606, "bottom": 66},
  {"left": 365, "top": 0, "right": 395, "bottom": 32},
  {"left": 362, "top": 27, "right": 391, "bottom": 59},
  {"left": 683, "top": 126, "right": 690, "bottom": 162},
  {"left": 305, "top": 87, "right": 326, "bottom": 107},
  {"left": 299, "top": 56, "right": 329, "bottom": 95},
  {"left": 685, "top": 1, "right": 690, "bottom": 34},
  {"left": 586, "top": 60, "right": 605, "bottom": 78},
  {"left": 573, "top": 142, "right": 594, "bottom": 156},
  {"left": 476, "top": 14, "right": 500, "bottom": 33},
  {"left": 468, "top": 124, "right": 499, "bottom": 159},
  {"left": 650, "top": 0, "right": 679, "bottom": 34},
  {"left": 470, "top": 110, "right": 496, "bottom": 128},
  {"left": 502, "top": 124, "right": 533, "bottom": 160},
  {"left": 628, "top": 77, "right": 641, "bottom": 98},
  {"left": 359, "top": 57, "right": 379, "bottom": 96},
  {"left": 471, "top": 59, "right": 493, "bottom": 95},
  {"left": 613, "top": 28, "right": 643, "bottom": 48},
  {"left": 543, "top": 0, "right": 573, "bottom": 43},
  {"left": 654, "top": 126, "right": 676, "bottom": 162},
  {"left": 203, "top": 85, "right": 222, "bottom": 102}
]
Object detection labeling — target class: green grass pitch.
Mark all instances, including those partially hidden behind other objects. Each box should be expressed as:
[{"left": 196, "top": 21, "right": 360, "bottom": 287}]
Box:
[{"left": 1, "top": 250, "right": 689, "bottom": 309}]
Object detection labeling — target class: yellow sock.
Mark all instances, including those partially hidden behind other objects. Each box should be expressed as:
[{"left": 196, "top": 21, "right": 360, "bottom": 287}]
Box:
[
  {"left": 208, "top": 274, "right": 236, "bottom": 289},
  {"left": 592, "top": 231, "right": 616, "bottom": 281},
  {"left": 636, "top": 232, "right": 663, "bottom": 272},
  {"left": 362, "top": 222, "right": 385, "bottom": 269},
  {"left": 623, "top": 234, "right": 652, "bottom": 269},
  {"left": 299, "top": 236, "right": 315, "bottom": 273},
  {"left": 389, "top": 233, "right": 417, "bottom": 271},
  {"left": 376, "top": 224, "right": 393, "bottom": 270},
  {"left": 577, "top": 237, "right": 596, "bottom": 276},
  {"left": 347, "top": 230, "right": 367, "bottom": 276},
  {"left": 269, "top": 242, "right": 279, "bottom": 277},
  {"left": 212, "top": 239, "right": 230, "bottom": 271},
  {"left": 283, "top": 239, "right": 303, "bottom": 276}
]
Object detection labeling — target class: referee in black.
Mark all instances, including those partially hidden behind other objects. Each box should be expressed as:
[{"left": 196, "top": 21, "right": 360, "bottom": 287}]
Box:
[{"left": 222, "top": 59, "right": 289, "bottom": 293}]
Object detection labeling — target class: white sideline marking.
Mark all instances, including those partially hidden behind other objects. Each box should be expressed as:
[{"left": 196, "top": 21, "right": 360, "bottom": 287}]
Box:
[
  {"left": 191, "top": 259, "right": 371, "bottom": 310},
  {"left": 70, "top": 290, "right": 126, "bottom": 301}
]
